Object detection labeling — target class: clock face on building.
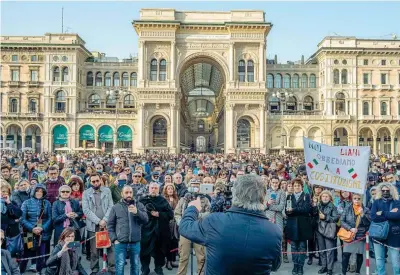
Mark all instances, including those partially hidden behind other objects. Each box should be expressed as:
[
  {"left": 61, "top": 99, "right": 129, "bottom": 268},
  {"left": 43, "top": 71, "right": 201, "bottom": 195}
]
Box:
[
  {"left": 62, "top": 56, "right": 68, "bottom": 62},
  {"left": 53, "top": 56, "right": 59, "bottom": 61}
]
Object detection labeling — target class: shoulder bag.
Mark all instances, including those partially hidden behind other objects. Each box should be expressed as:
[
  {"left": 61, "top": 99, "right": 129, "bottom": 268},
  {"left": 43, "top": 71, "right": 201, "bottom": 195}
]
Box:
[
  {"left": 369, "top": 202, "right": 392, "bottom": 240},
  {"left": 337, "top": 214, "right": 361, "bottom": 243}
]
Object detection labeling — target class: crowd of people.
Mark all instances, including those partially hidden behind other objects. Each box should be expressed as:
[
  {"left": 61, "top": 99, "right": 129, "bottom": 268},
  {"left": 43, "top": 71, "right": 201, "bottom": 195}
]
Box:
[{"left": 0, "top": 150, "right": 400, "bottom": 275}]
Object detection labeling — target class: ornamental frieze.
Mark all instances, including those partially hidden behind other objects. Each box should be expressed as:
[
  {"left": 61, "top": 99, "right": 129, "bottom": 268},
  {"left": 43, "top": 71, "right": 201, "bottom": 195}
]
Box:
[
  {"left": 179, "top": 43, "right": 229, "bottom": 49},
  {"left": 141, "top": 31, "right": 175, "bottom": 37}
]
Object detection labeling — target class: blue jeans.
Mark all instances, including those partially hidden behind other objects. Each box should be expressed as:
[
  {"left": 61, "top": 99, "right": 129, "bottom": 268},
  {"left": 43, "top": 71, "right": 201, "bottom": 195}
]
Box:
[
  {"left": 115, "top": 242, "right": 141, "bottom": 275},
  {"left": 374, "top": 242, "right": 400, "bottom": 275}
]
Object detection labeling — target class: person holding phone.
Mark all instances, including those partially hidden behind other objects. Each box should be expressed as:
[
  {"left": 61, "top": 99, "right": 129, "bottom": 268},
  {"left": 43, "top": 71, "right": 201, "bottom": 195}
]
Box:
[
  {"left": 110, "top": 173, "right": 128, "bottom": 204},
  {"left": 266, "top": 176, "right": 286, "bottom": 231},
  {"left": 108, "top": 185, "right": 148, "bottom": 275},
  {"left": 45, "top": 227, "right": 87, "bottom": 275}
]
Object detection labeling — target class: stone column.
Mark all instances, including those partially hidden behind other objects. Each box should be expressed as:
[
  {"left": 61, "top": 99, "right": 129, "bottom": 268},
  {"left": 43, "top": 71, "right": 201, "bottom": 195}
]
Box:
[
  {"left": 21, "top": 133, "right": 26, "bottom": 149},
  {"left": 2, "top": 134, "right": 6, "bottom": 149},
  {"left": 229, "top": 42, "right": 234, "bottom": 82},
  {"left": 137, "top": 103, "right": 144, "bottom": 152},
  {"left": 170, "top": 103, "right": 177, "bottom": 151},
  {"left": 373, "top": 135, "right": 377, "bottom": 155},
  {"left": 113, "top": 132, "right": 117, "bottom": 150},
  {"left": 138, "top": 41, "right": 145, "bottom": 82},
  {"left": 391, "top": 135, "right": 395, "bottom": 155},
  {"left": 170, "top": 41, "right": 176, "bottom": 81},
  {"left": 13, "top": 133, "right": 17, "bottom": 149},
  {"left": 225, "top": 103, "right": 235, "bottom": 153},
  {"left": 95, "top": 134, "right": 99, "bottom": 149},
  {"left": 175, "top": 107, "right": 180, "bottom": 152},
  {"left": 259, "top": 42, "right": 265, "bottom": 82},
  {"left": 32, "top": 135, "right": 36, "bottom": 153},
  {"left": 259, "top": 104, "right": 266, "bottom": 153}
]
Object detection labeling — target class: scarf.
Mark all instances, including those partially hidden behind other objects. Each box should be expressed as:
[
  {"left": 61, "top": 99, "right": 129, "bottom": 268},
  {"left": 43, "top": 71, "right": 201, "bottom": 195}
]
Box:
[
  {"left": 63, "top": 200, "right": 73, "bottom": 228},
  {"left": 294, "top": 191, "right": 302, "bottom": 202},
  {"left": 58, "top": 241, "right": 78, "bottom": 275},
  {"left": 70, "top": 191, "right": 82, "bottom": 200},
  {"left": 353, "top": 204, "right": 362, "bottom": 216}
]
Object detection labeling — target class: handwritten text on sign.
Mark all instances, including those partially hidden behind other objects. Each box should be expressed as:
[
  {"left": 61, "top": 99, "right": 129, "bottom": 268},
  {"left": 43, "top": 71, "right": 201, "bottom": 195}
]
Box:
[{"left": 303, "top": 137, "right": 370, "bottom": 194}]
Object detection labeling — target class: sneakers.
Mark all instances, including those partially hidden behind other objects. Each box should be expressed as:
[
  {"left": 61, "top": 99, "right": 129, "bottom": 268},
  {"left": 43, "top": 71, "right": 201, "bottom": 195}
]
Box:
[{"left": 28, "top": 264, "right": 37, "bottom": 272}]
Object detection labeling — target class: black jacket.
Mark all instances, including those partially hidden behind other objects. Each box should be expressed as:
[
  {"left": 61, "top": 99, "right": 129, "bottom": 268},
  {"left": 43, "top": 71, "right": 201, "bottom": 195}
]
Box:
[
  {"left": 285, "top": 192, "right": 313, "bottom": 241},
  {"left": 175, "top": 183, "right": 188, "bottom": 198},
  {"left": 108, "top": 200, "right": 148, "bottom": 243},
  {"left": 45, "top": 243, "right": 87, "bottom": 275},
  {"left": 179, "top": 206, "right": 282, "bottom": 275},
  {"left": 11, "top": 190, "right": 31, "bottom": 208}
]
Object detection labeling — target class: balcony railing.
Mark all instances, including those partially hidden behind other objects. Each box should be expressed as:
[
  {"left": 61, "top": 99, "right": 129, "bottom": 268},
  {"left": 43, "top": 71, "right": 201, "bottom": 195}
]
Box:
[
  {"left": 28, "top": 81, "right": 40, "bottom": 87},
  {"left": 379, "top": 84, "right": 392, "bottom": 90},
  {"left": 8, "top": 81, "right": 20, "bottom": 87},
  {"left": 1, "top": 112, "right": 43, "bottom": 119}
]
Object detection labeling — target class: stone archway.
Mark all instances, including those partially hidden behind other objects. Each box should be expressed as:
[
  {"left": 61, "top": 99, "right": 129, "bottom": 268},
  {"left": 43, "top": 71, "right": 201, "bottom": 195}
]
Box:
[{"left": 177, "top": 54, "right": 228, "bottom": 152}]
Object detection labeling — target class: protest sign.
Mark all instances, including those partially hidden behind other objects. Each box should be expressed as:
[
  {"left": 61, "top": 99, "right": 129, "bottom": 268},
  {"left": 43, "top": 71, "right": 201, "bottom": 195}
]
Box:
[{"left": 303, "top": 137, "right": 370, "bottom": 194}]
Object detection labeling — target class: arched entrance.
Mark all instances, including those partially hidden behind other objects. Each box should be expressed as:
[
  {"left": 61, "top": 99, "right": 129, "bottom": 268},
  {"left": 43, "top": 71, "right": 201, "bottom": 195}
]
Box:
[
  {"left": 53, "top": 125, "right": 68, "bottom": 149},
  {"left": 333, "top": 127, "right": 348, "bottom": 146},
  {"left": 359, "top": 127, "right": 374, "bottom": 149},
  {"left": 236, "top": 118, "right": 253, "bottom": 149},
  {"left": 289, "top": 127, "right": 304, "bottom": 148},
  {"left": 395, "top": 128, "right": 400, "bottom": 155},
  {"left": 152, "top": 117, "right": 167, "bottom": 147},
  {"left": 177, "top": 55, "right": 227, "bottom": 153},
  {"left": 79, "top": 125, "right": 95, "bottom": 148},
  {"left": 5, "top": 124, "right": 22, "bottom": 150},
  {"left": 377, "top": 127, "right": 391, "bottom": 154},
  {"left": 25, "top": 124, "right": 42, "bottom": 152},
  {"left": 308, "top": 127, "right": 323, "bottom": 143}
]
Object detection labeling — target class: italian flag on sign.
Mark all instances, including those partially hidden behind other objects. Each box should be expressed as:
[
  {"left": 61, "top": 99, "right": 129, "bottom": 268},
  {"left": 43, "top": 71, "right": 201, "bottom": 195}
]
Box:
[
  {"left": 348, "top": 168, "right": 358, "bottom": 179},
  {"left": 307, "top": 159, "right": 318, "bottom": 169}
]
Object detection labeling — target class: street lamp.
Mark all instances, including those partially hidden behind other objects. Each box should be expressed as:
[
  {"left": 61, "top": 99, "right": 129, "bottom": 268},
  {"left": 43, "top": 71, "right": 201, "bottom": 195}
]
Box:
[
  {"left": 272, "top": 89, "right": 293, "bottom": 155},
  {"left": 106, "top": 88, "right": 127, "bottom": 152}
]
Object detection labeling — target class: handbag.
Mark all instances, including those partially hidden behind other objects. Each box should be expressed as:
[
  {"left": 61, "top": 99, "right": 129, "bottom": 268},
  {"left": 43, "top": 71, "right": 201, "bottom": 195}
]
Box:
[
  {"left": 169, "top": 219, "right": 179, "bottom": 241},
  {"left": 95, "top": 228, "right": 111, "bottom": 249},
  {"left": 318, "top": 220, "right": 337, "bottom": 240},
  {"left": 369, "top": 202, "right": 392, "bottom": 240},
  {"left": 6, "top": 231, "right": 24, "bottom": 257},
  {"left": 338, "top": 214, "right": 361, "bottom": 243}
]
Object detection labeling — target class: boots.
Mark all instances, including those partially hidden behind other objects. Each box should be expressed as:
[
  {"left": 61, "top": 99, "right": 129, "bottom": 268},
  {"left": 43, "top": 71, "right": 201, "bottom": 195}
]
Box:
[
  {"left": 292, "top": 264, "right": 299, "bottom": 275},
  {"left": 298, "top": 265, "right": 304, "bottom": 275},
  {"left": 327, "top": 270, "right": 333, "bottom": 275},
  {"left": 318, "top": 267, "right": 328, "bottom": 274},
  {"left": 307, "top": 255, "right": 313, "bottom": 265}
]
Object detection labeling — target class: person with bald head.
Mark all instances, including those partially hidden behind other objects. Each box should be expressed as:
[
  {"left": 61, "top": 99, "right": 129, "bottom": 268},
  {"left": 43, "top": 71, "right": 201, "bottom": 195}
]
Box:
[{"left": 140, "top": 182, "right": 174, "bottom": 275}]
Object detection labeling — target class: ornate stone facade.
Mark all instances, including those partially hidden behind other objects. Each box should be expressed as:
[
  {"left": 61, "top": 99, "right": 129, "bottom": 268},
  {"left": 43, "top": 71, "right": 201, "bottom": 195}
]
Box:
[{"left": 1, "top": 9, "right": 399, "bottom": 154}]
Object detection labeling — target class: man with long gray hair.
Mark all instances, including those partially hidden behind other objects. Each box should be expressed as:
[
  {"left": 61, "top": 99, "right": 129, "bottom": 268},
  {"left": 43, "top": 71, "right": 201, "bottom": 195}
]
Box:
[{"left": 179, "top": 174, "right": 282, "bottom": 275}]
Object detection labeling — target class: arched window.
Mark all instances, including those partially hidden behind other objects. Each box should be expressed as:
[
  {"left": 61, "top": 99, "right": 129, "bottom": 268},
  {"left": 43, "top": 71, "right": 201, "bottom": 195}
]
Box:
[
  {"left": 292, "top": 74, "right": 299, "bottom": 88},
  {"left": 283, "top": 74, "right": 291, "bottom": 88},
  {"left": 88, "top": 94, "right": 100, "bottom": 108},
  {"left": 104, "top": 72, "right": 111, "bottom": 87},
  {"left": 341, "top": 69, "right": 348, "bottom": 84},
  {"left": 87, "top": 72, "right": 93, "bottom": 86},
  {"left": 122, "top": 72, "right": 129, "bottom": 87},
  {"left": 106, "top": 95, "right": 116, "bottom": 108},
  {"left": 381, "top": 102, "right": 387, "bottom": 115},
  {"left": 198, "top": 120, "right": 205, "bottom": 132},
  {"left": 309, "top": 74, "right": 316, "bottom": 88},
  {"left": 335, "top": 92, "right": 346, "bottom": 114},
  {"left": 53, "top": 67, "right": 60, "bottom": 81},
  {"left": 267, "top": 74, "right": 274, "bottom": 88},
  {"left": 113, "top": 72, "right": 120, "bottom": 87},
  {"left": 95, "top": 72, "right": 102, "bottom": 86},
  {"left": 237, "top": 119, "right": 251, "bottom": 148},
  {"left": 28, "top": 99, "right": 37, "bottom": 113},
  {"left": 238, "top": 60, "right": 245, "bottom": 82},
  {"left": 124, "top": 94, "right": 134, "bottom": 108},
  {"left": 274, "top": 74, "right": 282, "bottom": 88},
  {"left": 303, "top": 96, "right": 314, "bottom": 111},
  {"left": 159, "top": 59, "right": 167, "bottom": 81},
  {"left": 287, "top": 96, "right": 297, "bottom": 111},
  {"left": 150, "top": 59, "right": 157, "bottom": 81},
  {"left": 152, "top": 118, "right": 167, "bottom": 146},
  {"left": 130, "top": 72, "right": 137, "bottom": 87},
  {"left": 333, "top": 69, "right": 340, "bottom": 84},
  {"left": 363, "top": 102, "right": 369, "bottom": 115},
  {"left": 55, "top": 90, "right": 66, "bottom": 112},
  {"left": 247, "top": 60, "right": 254, "bottom": 82},
  {"left": 301, "top": 74, "right": 308, "bottom": 88},
  {"left": 269, "top": 97, "right": 280, "bottom": 112},
  {"left": 9, "top": 98, "right": 18, "bottom": 113},
  {"left": 62, "top": 67, "right": 69, "bottom": 82}
]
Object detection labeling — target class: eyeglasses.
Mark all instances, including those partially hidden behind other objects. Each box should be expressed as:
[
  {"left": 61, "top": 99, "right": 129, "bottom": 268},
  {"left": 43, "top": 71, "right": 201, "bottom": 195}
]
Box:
[
  {"left": 382, "top": 189, "right": 390, "bottom": 193},
  {"left": 91, "top": 180, "right": 100, "bottom": 183},
  {"left": 133, "top": 175, "right": 141, "bottom": 178},
  {"left": 61, "top": 191, "right": 70, "bottom": 194},
  {"left": 198, "top": 174, "right": 204, "bottom": 177},
  {"left": 124, "top": 169, "right": 130, "bottom": 172}
]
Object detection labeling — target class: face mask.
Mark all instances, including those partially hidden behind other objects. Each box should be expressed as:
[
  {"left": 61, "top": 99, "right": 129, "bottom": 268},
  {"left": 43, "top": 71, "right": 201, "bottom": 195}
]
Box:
[
  {"left": 382, "top": 192, "right": 390, "bottom": 199},
  {"left": 97, "top": 169, "right": 102, "bottom": 173}
]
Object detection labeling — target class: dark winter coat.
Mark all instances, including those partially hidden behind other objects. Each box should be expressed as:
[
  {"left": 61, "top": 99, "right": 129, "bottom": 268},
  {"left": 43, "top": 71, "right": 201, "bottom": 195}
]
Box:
[
  {"left": 52, "top": 199, "right": 83, "bottom": 243},
  {"left": 179, "top": 206, "right": 282, "bottom": 275},
  {"left": 11, "top": 189, "right": 31, "bottom": 208},
  {"left": 340, "top": 203, "right": 371, "bottom": 240},
  {"left": 1, "top": 200, "right": 22, "bottom": 237},
  {"left": 108, "top": 200, "right": 149, "bottom": 243},
  {"left": 371, "top": 198, "right": 400, "bottom": 248},
  {"left": 284, "top": 192, "right": 313, "bottom": 241}
]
